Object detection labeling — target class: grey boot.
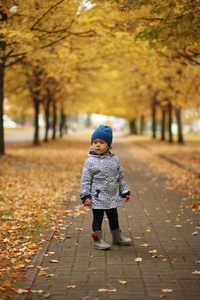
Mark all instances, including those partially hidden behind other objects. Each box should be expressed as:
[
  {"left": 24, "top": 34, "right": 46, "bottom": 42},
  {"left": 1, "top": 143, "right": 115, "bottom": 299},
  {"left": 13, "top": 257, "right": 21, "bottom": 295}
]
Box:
[
  {"left": 93, "top": 231, "right": 111, "bottom": 250},
  {"left": 111, "top": 228, "right": 132, "bottom": 245}
]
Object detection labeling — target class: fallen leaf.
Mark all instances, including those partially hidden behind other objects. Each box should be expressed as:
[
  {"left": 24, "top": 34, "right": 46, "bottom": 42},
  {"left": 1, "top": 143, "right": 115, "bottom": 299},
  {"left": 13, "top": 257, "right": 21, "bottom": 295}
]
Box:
[
  {"left": 145, "top": 227, "right": 151, "bottom": 232},
  {"left": 46, "top": 273, "right": 55, "bottom": 277},
  {"left": 27, "top": 265, "right": 37, "bottom": 269},
  {"left": 38, "top": 270, "right": 47, "bottom": 276},
  {"left": 50, "top": 259, "right": 59, "bottom": 263},
  {"left": 67, "top": 285, "right": 77, "bottom": 288},
  {"left": 98, "top": 288, "right": 117, "bottom": 292},
  {"left": 160, "top": 295, "right": 167, "bottom": 298},
  {"left": 98, "top": 288, "right": 108, "bottom": 292},
  {"left": 161, "top": 289, "right": 173, "bottom": 293},
  {"left": 76, "top": 227, "right": 83, "bottom": 231},
  {"left": 16, "top": 289, "right": 29, "bottom": 294},
  {"left": 31, "top": 289, "right": 44, "bottom": 293},
  {"left": 135, "top": 257, "right": 142, "bottom": 262},
  {"left": 140, "top": 243, "right": 150, "bottom": 247},
  {"left": 108, "top": 288, "right": 117, "bottom": 292},
  {"left": 44, "top": 293, "right": 51, "bottom": 298},
  {"left": 118, "top": 280, "right": 127, "bottom": 285},
  {"left": 192, "top": 270, "right": 200, "bottom": 275},
  {"left": 191, "top": 231, "right": 198, "bottom": 235},
  {"left": 134, "top": 237, "right": 141, "bottom": 239},
  {"left": 149, "top": 250, "right": 157, "bottom": 254}
]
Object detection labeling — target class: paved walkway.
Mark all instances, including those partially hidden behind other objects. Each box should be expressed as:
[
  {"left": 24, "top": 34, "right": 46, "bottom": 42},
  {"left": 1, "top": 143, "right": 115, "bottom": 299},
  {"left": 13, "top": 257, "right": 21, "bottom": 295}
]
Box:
[{"left": 15, "top": 142, "right": 200, "bottom": 300}]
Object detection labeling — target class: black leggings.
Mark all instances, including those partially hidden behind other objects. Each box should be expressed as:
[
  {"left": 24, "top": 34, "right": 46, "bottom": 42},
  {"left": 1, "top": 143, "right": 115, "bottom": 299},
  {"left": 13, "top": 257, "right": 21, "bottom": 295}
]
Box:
[{"left": 92, "top": 208, "right": 119, "bottom": 232}]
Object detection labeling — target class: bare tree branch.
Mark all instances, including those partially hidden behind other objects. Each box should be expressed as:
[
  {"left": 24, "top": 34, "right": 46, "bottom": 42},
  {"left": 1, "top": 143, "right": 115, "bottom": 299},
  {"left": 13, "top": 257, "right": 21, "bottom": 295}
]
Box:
[
  {"left": 5, "top": 51, "right": 26, "bottom": 59},
  {"left": 5, "top": 55, "right": 26, "bottom": 67},
  {"left": 32, "top": 27, "right": 97, "bottom": 38},
  {"left": 40, "top": 35, "right": 69, "bottom": 49},
  {"left": 30, "top": 0, "right": 65, "bottom": 30}
]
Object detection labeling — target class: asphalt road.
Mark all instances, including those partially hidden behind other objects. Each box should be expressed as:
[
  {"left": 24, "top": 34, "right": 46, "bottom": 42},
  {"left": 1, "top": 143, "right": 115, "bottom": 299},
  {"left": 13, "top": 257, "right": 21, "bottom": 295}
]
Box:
[{"left": 4, "top": 128, "right": 55, "bottom": 144}]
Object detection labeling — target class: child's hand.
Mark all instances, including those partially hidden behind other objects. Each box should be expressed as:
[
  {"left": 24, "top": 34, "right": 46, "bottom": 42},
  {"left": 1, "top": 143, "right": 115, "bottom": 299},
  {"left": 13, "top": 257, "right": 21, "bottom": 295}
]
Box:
[
  {"left": 125, "top": 195, "right": 131, "bottom": 203},
  {"left": 84, "top": 198, "right": 92, "bottom": 207}
]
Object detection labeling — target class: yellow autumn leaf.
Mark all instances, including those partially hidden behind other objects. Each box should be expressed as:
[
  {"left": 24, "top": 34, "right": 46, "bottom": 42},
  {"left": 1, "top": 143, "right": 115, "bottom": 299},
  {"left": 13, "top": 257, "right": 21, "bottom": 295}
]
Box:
[
  {"left": 50, "top": 260, "right": 59, "bottom": 263},
  {"left": 145, "top": 227, "right": 151, "bottom": 232},
  {"left": 38, "top": 270, "right": 47, "bottom": 276},
  {"left": 140, "top": 243, "right": 150, "bottom": 247},
  {"left": 118, "top": 280, "right": 127, "bottom": 285}
]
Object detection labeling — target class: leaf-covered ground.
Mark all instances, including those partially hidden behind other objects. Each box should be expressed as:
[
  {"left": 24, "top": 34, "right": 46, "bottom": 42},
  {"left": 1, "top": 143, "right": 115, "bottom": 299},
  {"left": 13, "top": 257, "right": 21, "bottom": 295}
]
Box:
[
  {"left": 0, "top": 135, "right": 199, "bottom": 298},
  {"left": 126, "top": 135, "right": 200, "bottom": 202},
  {"left": 133, "top": 136, "right": 200, "bottom": 174},
  {"left": 0, "top": 139, "right": 88, "bottom": 298}
]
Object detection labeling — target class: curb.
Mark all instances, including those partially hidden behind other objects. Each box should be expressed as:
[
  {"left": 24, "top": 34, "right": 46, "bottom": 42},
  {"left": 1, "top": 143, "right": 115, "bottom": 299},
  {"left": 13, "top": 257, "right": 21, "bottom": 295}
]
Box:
[
  {"left": 133, "top": 141, "right": 200, "bottom": 177},
  {"left": 159, "top": 153, "right": 200, "bottom": 177}
]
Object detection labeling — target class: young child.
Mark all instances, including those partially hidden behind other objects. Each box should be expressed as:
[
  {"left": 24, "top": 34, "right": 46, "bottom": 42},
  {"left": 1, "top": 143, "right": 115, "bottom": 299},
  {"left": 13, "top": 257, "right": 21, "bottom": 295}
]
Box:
[{"left": 80, "top": 125, "right": 132, "bottom": 250}]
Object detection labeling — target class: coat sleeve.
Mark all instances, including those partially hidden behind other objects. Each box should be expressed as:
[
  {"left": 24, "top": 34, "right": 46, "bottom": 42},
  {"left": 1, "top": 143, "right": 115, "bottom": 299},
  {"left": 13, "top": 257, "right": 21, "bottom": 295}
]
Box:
[
  {"left": 117, "top": 157, "right": 130, "bottom": 196},
  {"left": 80, "top": 159, "right": 93, "bottom": 200}
]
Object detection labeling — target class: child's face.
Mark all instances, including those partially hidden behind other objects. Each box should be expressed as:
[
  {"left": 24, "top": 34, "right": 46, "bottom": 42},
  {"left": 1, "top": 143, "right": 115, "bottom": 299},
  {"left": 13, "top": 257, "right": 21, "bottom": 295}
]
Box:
[{"left": 92, "top": 138, "right": 109, "bottom": 154}]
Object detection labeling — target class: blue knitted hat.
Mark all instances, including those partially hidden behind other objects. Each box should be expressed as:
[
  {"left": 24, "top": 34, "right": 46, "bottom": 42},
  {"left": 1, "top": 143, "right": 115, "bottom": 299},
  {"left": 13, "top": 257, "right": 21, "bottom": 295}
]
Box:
[{"left": 91, "top": 125, "right": 113, "bottom": 146}]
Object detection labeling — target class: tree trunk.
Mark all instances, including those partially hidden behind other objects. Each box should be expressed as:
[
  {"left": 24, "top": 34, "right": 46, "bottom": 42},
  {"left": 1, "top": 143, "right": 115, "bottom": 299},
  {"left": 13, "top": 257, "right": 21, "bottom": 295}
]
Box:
[
  {"left": 161, "top": 107, "right": 166, "bottom": 141},
  {"left": 152, "top": 100, "right": 156, "bottom": 139},
  {"left": 168, "top": 101, "right": 173, "bottom": 143},
  {"left": 130, "top": 119, "right": 137, "bottom": 135},
  {"left": 86, "top": 114, "right": 91, "bottom": 128},
  {"left": 33, "top": 98, "right": 40, "bottom": 145},
  {"left": 44, "top": 95, "right": 51, "bottom": 142},
  {"left": 0, "top": 62, "right": 5, "bottom": 155},
  {"left": 59, "top": 106, "right": 65, "bottom": 138},
  {"left": 52, "top": 102, "right": 57, "bottom": 140},
  {"left": 65, "top": 115, "right": 69, "bottom": 134},
  {"left": 176, "top": 106, "right": 184, "bottom": 144},
  {"left": 140, "top": 115, "right": 144, "bottom": 135}
]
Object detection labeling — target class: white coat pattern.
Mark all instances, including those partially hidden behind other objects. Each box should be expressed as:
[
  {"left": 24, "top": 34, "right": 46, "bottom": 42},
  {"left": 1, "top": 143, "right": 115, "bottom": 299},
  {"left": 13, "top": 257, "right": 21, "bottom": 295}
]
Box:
[{"left": 80, "top": 152, "right": 130, "bottom": 209}]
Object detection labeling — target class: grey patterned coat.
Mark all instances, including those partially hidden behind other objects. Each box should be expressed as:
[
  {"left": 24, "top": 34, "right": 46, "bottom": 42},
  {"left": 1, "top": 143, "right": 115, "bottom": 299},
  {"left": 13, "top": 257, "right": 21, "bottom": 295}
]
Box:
[{"left": 80, "top": 151, "right": 130, "bottom": 209}]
